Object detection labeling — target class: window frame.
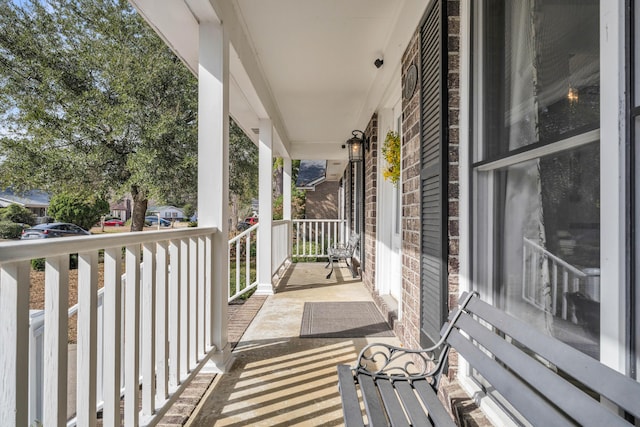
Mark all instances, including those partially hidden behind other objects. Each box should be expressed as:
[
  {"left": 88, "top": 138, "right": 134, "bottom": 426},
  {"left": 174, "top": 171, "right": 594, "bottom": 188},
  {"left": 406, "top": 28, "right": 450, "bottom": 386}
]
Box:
[{"left": 458, "top": 0, "right": 633, "bottom": 423}]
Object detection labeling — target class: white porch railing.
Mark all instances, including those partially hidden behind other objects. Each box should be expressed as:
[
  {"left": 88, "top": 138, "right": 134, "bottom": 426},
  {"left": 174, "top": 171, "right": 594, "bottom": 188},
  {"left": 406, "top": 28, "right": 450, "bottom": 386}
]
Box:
[
  {"left": 522, "top": 237, "right": 600, "bottom": 321},
  {"left": 271, "top": 220, "right": 291, "bottom": 274},
  {"left": 227, "top": 220, "right": 292, "bottom": 300},
  {"left": 228, "top": 224, "right": 258, "bottom": 301},
  {"left": 292, "top": 219, "right": 346, "bottom": 259},
  {"left": 11, "top": 219, "right": 340, "bottom": 426},
  {"left": 1, "top": 227, "right": 221, "bottom": 427}
]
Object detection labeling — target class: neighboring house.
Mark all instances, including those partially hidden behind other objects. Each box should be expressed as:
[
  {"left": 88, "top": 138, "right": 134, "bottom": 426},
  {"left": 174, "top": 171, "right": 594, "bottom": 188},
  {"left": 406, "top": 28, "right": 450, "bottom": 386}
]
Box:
[
  {"left": 109, "top": 197, "right": 132, "bottom": 221},
  {"left": 296, "top": 160, "right": 339, "bottom": 219},
  {"left": 0, "top": 188, "right": 50, "bottom": 217},
  {"left": 295, "top": 159, "right": 326, "bottom": 190},
  {"left": 148, "top": 205, "right": 185, "bottom": 221}
]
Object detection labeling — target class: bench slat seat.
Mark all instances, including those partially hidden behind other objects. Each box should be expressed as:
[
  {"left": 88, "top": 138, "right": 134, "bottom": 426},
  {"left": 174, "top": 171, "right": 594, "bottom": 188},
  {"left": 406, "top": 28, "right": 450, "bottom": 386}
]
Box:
[
  {"left": 337, "top": 365, "right": 366, "bottom": 427},
  {"left": 338, "top": 292, "right": 640, "bottom": 426}
]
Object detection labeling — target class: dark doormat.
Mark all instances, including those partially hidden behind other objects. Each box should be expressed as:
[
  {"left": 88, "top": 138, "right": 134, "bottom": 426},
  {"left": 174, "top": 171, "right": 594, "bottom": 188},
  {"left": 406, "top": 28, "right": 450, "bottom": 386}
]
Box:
[{"left": 300, "top": 301, "right": 395, "bottom": 338}]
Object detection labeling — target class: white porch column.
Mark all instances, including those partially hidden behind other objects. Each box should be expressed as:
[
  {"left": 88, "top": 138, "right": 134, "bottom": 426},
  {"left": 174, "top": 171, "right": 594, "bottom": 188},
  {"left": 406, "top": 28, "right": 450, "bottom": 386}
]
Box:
[
  {"left": 283, "top": 158, "right": 292, "bottom": 260},
  {"left": 198, "top": 21, "right": 232, "bottom": 372},
  {"left": 256, "top": 119, "right": 274, "bottom": 295},
  {"left": 283, "top": 158, "right": 292, "bottom": 221}
]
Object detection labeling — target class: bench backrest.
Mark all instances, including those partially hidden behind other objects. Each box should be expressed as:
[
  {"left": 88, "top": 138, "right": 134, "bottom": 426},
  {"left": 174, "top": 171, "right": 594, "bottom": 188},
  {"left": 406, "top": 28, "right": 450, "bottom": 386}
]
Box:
[
  {"left": 446, "top": 292, "right": 640, "bottom": 427},
  {"left": 345, "top": 233, "right": 360, "bottom": 253}
]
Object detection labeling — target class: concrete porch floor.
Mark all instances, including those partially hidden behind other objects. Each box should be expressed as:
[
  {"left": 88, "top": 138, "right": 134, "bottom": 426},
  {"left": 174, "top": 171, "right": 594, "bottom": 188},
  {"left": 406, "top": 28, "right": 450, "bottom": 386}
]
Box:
[{"left": 186, "top": 262, "right": 402, "bottom": 427}]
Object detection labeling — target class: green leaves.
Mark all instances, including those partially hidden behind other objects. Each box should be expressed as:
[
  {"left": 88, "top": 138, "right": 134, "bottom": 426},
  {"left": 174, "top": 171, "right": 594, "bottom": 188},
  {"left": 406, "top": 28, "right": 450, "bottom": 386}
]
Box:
[
  {"left": 0, "top": 0, "right": 198, "bottom": 210},
  {"left": 47, "top": 191, "right": 109, "bottom": 230}
]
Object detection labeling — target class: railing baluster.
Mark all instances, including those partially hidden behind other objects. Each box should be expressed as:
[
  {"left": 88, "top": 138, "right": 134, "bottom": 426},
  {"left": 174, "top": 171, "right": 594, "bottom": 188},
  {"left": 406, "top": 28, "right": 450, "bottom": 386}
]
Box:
[
  {"left": 235, "top": 239, "right": 241, "bottom": 298},
  {"left": 28, "top": 311, "right": 44, "bottom": 424},
  {"left": 142, "top": 243, "right": 157, "bottom": 416},
  {"left": 168, "top": 240, "right": 181, "bottom": 389},
  {"left": 124, "top": 244, "right": 141, "bottom": 427},
  {"left": 156, "top": 241, "right": 169, "bottom": 402},
  {"left": 552, "top": 262, "right": 558, "bottom": 316},
  {"left": 180, "top": 238, "right": 189, "bottom": 379},
  {"left": 77, "top": 251, "right": 99, "bottom": 426},
  {"left": 189, "top": 237, "right": 198, "bottom": 368},
  {"left": 521, "top": 244, "right": 528, "bottom": 302},
  {"left": 43, "top": 255, "right": 69, "bottom": 426},
  {"left": 562, "top": 270, "right": 569, "bottom": 320},
  {"left": 103, "top": 247, "right": 122, "bottom": 427},
  {"left": 96, "top": 289, "right": 104, "bottom": 409},
  {"left": 198, "top": 236, "right": 206, "bottom": 359},
  {"left": 0, "top": 261, "right": 30, "bottom": 426},
  {"left": 246, "top": 232, "right": 251, "bottom": 296},
  {"left": 205, "top": 234, "right": 214, "bottom": 349}
]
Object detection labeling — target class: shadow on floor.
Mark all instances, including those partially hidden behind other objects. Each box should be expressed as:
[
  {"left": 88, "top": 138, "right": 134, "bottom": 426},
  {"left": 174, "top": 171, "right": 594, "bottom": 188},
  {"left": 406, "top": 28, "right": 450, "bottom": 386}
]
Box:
[{"left": 187, "top": 337, "right": 374, "bottom": 427}]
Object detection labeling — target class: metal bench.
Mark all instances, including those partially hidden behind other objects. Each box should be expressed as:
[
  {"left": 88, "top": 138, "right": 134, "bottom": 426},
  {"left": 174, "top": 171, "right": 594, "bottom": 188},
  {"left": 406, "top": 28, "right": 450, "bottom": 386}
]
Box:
[
  {"left": 337, "top": 291, "right": 640, "bottom": 426},
  {"left": 325, "top": 232, "right": 359, "bottom": 279}
]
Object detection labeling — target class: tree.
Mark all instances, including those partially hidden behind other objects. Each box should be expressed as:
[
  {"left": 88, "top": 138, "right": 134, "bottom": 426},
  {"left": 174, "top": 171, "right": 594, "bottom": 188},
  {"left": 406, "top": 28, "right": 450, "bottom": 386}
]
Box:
[
  {"left": 0, "top": 0, "right": 198, "bottom": 231},
  {"left": 48, "top": 191, "right": 109, "bottom": 230},
  {"left": 0, "top": 203, "right": 36, "bottom": 225},
  {"left": 228, "top": 119, "right": 258, "bottom": 232},
  {"left": 182, "top": 203, "right": 196, "bottom": 221},
  {"left": 273, "top": 159, "right": 305, "bottom": 220}
]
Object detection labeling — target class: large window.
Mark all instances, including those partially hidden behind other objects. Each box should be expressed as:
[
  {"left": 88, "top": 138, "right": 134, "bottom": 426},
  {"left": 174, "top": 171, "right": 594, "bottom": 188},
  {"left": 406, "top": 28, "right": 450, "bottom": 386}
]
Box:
[{"left": 473, "top": 0, "right": 601, "bottom": 359}]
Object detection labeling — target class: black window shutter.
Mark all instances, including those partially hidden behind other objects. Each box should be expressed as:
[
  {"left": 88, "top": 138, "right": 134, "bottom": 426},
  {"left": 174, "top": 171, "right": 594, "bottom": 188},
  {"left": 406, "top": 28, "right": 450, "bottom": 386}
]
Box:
[{"left": 419, "top": 0, "right": 448, "bottom": 347}]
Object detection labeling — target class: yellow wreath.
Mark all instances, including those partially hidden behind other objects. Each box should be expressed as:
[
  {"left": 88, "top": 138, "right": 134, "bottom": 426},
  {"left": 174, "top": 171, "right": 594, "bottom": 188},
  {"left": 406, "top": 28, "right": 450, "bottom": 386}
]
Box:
[{"left": 382, "top": 131, "right": 400, "bottom": 185}]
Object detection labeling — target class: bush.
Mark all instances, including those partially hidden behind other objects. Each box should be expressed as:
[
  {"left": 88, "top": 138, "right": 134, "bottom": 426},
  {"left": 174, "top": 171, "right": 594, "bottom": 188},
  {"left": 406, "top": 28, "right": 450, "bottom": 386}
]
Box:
[
  {"left": 31, "top": 258, "right": 45, "bottom": 271},
  {"left": 31, "top": 254, "right": 79, "bottom": 271},
  {"left": 0, "top": 204, "right": 36, "bottom": 225},
  {"left": 48, "top": 191, "right": 109, "bottom": 230},
  {"left": 0, "top": 221, "right": 26, "bottom": 239},
  {"left": 188, "top": 221, "right": 198, "bottom": 227}
]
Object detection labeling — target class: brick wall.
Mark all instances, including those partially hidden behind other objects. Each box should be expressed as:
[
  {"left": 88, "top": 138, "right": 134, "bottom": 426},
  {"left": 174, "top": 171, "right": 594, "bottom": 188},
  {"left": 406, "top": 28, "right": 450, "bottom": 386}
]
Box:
[
  {"left": 361, "top": 114, "right": 378, "bottom": 292},
  {"left": 400, "top": 29, "right": 423, "bottom": 351},
  {"left": 399, "top": 0, "right": 461, "bottom": 364},
  {"left": 305, "top": 181, "right": 339, "bottom": 219},
  {"left": 397, "top": 2, "right": 490, "bottom": 424}
]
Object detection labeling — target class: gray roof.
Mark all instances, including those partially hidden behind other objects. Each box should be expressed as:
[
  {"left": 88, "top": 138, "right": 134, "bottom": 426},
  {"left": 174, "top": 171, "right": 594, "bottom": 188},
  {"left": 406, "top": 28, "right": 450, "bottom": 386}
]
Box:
[
  {"left": 296, "top": 160, "right": 326, "bottom": 189},
  {"left": 0, "top": 188, "right": 50, "bottom": 207}
]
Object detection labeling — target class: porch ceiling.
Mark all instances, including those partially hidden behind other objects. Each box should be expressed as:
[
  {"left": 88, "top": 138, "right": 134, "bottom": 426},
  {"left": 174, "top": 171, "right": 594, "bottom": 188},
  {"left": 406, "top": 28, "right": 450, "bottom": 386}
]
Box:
[{"left": 130, "top": 0, "right": 426, "bottom": 178}]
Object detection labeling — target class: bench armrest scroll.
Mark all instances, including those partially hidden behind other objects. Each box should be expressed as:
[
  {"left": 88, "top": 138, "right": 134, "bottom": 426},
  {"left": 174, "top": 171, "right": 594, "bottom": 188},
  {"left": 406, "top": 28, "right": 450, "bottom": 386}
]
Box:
[
  {"left": 354, "top": 291, "right": 479, "bottom": 382},
  {"left": 354, "top": 342, "right": 450, "bottom": 382}
]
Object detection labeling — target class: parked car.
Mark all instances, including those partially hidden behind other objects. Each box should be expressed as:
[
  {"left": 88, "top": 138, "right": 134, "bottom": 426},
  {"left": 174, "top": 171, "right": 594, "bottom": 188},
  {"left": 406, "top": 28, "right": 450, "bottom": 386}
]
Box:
[
  {"left": 145, "top": 216, "right": 171, "bottom": 227},
  {"left": 237, "top": 221, "right": 250, "bottom": 231},
  {"left": 245, "top": 217, "right": 258, "bottom": 226},
  {"left": 103, "top": 218, "right": 125, "bottom": 226},
  {"left": 21, "top": 222, "right": 91, "bottom": 239}
]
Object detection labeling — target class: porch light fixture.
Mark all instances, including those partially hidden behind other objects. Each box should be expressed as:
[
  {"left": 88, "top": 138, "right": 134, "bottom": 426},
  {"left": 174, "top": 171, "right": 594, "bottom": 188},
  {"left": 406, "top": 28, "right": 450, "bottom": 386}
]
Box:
[{"left": 346, "top": 130, "right": 368, "bottom": 162}]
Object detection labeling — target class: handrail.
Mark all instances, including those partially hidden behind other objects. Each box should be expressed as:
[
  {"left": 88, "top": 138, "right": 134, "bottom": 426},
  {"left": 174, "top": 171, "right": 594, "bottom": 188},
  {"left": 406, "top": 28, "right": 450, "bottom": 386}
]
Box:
[
  {"left": 0, "top": 227, "right": 217, "bottom": 263},
  {"left": 521, "top": 236, "right": 599, "bottom": 320},
  {"left": 522, "top": 237, "right": 586, "bottom": 277}
]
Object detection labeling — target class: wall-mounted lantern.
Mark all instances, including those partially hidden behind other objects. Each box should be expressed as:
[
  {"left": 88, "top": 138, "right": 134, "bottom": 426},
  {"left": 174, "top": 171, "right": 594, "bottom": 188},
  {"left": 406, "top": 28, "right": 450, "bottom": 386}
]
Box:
[{"left": 346, "top": 130, "right": 369, "bottom": 162}]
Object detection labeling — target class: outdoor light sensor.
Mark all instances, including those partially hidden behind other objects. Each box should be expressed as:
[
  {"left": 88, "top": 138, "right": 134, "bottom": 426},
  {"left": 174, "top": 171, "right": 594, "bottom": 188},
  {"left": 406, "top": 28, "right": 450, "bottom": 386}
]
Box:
[{"left": 374, "top": 58, "right": 384, "bottom": 69}]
